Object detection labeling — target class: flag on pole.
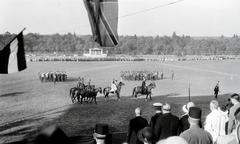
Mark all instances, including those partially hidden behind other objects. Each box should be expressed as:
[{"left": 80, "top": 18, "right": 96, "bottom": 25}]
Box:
[
  {"left": 0, "top": 31, "right": 27, "bottom": 74},
  {"left": 84, "top": 0, "right": 119, "bottom": 47}
]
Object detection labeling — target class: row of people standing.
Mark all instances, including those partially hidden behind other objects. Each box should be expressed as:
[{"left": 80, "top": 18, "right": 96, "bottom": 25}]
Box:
[{"left": 126, "top": 93, "right": 240, "bottom": 144}]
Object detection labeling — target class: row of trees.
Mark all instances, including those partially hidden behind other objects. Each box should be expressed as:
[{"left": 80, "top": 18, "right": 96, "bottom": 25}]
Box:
[{"left": 1, "top": 32, "right": 240, "bottom": 55}]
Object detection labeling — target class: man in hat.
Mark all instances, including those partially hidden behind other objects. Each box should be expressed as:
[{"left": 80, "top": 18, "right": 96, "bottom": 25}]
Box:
[
  {"left": 126, "top": 107, "right": 148, "bottom": 144},
  {"left": 180, "top": 107, "right": 212, "bottom": 144},
  {"left": 179, "top": 101, "right": 202, "bottom": 133},
  {"left": 228, "top": 93, "right": 240, "bottom": 134},
  {"left": 150, "top": 103, "right": 162, "bottom": 137},
  {"left": 93, "top": 124, "right": 111, "bottom": 144},
  {"left": 155, "top": 103, "right": 180, "bottom": 140}
]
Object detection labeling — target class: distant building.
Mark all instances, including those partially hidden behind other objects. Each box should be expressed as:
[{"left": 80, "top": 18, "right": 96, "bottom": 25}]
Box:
[{"left": 83, "top": 48, "right": 107, "bottom": 58}]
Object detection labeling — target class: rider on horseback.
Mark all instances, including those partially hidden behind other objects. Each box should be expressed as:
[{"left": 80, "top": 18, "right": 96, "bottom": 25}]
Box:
[
  {"left": 142, "top": 77, "right": 146, "bottom": 94},
  {"left": 110, "top": 79, "right": 117, "bottom": 93}
]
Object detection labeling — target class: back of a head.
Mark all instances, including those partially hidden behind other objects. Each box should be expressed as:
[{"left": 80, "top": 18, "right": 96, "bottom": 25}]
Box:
[
  {"left": 162, "top": 103, "right": 171, "bottom": 113},
  {"left": 135, "top": 107, "right": 141, "bottom": 116},
  {"left": 210, "top": 100, "right": 219, "bottom": 110},
  {"left": 156, "top": 136, "right": 188, "bottom": 144}
]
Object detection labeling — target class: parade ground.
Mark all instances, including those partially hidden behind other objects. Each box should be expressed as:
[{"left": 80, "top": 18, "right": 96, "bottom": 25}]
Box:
[{"left": 1, "top": 60, "right": 240, "bottom": 143}]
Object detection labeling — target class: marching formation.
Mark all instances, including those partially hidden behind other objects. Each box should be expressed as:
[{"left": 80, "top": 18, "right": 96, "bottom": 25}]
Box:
[
  {"left": 38, "top": 71, "right": 67, "bottom": 83},
  {"left": 121, "top": 71, "right": 162, "bottom": 81}
]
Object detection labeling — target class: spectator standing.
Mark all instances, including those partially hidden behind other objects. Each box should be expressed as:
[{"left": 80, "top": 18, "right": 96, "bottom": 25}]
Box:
[
  {"left": 204, "top": 100, "right": 223, "bottom": 143},
  {"left": 155, "top": 103, "right": 180, "bottom": 140},
  {"left": 228, "top": 93, "right": 240, "bottom": 134},
  {"left": 126, "top": 107, "right": 148, "bottom": 144},
  {"left": 214, "top": 81, "right": 220, "bottom": 99},
  {"left": 149, "top": 103, "right": 163, "bottom": 137},
  {"left": 180, "top": 107, "right": 212, "bottom": 144},
  {"left": 179, "top": 102, "right": 198, "bottom": 133}
]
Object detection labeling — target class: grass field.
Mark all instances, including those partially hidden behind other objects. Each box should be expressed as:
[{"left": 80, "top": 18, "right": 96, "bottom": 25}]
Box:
[{"left": 1, "top": 60, "right": 240, "bottom": 143}]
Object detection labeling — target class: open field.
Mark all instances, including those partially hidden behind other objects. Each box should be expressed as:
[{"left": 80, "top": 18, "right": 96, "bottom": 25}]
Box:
[{"left": 1, "top": 60, "right": 240, "bottom": 143}]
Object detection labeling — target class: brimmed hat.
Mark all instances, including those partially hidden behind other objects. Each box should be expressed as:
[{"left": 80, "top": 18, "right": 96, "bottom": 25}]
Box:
[
  {"left": 230, "top": 93, "right": 240, "bottom": 101},
  {"left": 188, "top": 107, "right": 201, "bottom": 121},
  {"left": 93, "top": 124, "right": 109, "bottom": 139},
  {"left": 182, "top": 102, "right": 195, "bottom": 114},
  {"left": 138, "top": 127, "right": 154, "bottom": 143},
  {"left": 153, "top": 103, "right": 162, "bottom": 110}
]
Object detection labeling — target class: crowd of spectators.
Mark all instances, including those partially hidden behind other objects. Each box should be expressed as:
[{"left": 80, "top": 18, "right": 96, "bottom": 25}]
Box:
[{"left": 31, "top": 93, "right": 240, "bottom": 144}]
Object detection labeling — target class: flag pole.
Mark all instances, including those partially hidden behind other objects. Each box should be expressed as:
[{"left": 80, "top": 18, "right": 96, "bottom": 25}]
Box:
[
  {"left": 3, "top": 28, "right": 27, "bottom": 47},
  {"left": 188, "top": 81, "right": 191, "bottom": 102}
]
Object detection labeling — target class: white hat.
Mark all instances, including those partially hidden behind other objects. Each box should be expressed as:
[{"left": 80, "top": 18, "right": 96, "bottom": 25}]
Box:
[
  {"left": 182, "top": 102, "right": 195, "bottom": 114},
  {"left": 153, "top": 103, "right": 163, "bottom": 107}
]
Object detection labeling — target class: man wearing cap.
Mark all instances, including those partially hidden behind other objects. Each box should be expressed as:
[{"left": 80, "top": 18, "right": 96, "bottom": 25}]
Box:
[
  {"left": 228, "top": 93, "right": 240, "bottom": 134},
  {"left": 179, "top": 102, "right": 197, "bottom": 133},
  {"left": 93, "top": 124, "right": 111, "bottom": 144},
  {"left": 155, "top": 103, "right": 180, "bottom": 140},
  {"left": 180, "top": 107, "right": 212, "bottom": 144},
  {"left": 150, "top": 103, "right": 163, "bottom": 138},
  {"left": 127, "top": 107, "right": 148, "bottom": 144}
]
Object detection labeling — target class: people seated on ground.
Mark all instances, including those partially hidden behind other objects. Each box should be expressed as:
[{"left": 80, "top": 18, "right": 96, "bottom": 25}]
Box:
[
  {"left": 141, "top": 77, "right": 146, "bottom": 94},
  {"left": 110, "top": 80, "right": 117, "bottom": 93},
  {"left": 126, "top": 107, "right": 148, "bottom": 144},
  {"left": 204, "top": 100, "right": 225, "bottom": 143},
  {"left": 156, "top": 136, "right": 188, "bottom": 144},
  {"left": 216, "top": 107, "right": 240, "bottom": 144},
  {"left": 137, "top": 127, "right": 156, "bottom": 144},
  {"left": 228, "top": 93, "right": 240, "bottom": 134},
  {"left": 155, "top": 103, "right": 180, "bottom": 141},
  {"left": 180, "top": 107, "right": 212, "bottom": 144},
  {"left": 150, "top": 103, "right": 163, "bottom": 138},
  {"left": 93, "top": 124, "right": 112, "bottom": 144}
]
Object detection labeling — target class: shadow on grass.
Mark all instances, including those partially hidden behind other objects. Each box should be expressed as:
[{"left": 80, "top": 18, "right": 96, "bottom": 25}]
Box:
[
  {"left": 6, "top": 93, "right": 232, "bottom": 144},
  {"left": 0, "top": 92, "right": 26, "bottom": 98}
]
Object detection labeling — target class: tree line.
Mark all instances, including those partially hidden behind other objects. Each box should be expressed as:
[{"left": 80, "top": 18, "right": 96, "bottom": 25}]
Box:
[{"left": 1, "top": 32, "right": 240, "bottom": 55}]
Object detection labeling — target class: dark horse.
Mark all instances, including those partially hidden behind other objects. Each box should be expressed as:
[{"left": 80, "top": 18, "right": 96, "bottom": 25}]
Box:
[
  {"left": 103, "top": 81, "right": 125, "bottom": 100},
  {"left": 80, "top": 87, "right": 102, "bottom": 104},
  {"left": 132, "top": 82, "right": 156, "bottom": 100},
  {"left": 70, "top": 87, "right": 81, "bottom": 103}
]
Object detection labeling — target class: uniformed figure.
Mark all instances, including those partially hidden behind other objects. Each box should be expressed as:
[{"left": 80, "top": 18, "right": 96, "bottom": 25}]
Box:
[
  {"left": 150, "top": 103, "right": 163, "bottom": 138},
  {"left": 126, "top": 107, "right": 148, "bottom": 144},
  {"left": 171, "top": 71, "right": 174, "bottom": 80},
  {"left": 142, "top": 77, "right": 146, "bottom": 94},
  {"left": 180, "top": 107, "right": 212, "bottom": 144},
  {"left": 214, "top": 81, "right": 220, "bottom": 99}
]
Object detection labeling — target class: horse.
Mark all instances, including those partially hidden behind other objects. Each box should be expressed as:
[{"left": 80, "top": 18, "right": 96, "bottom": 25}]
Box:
[
  {"left": 103, "top": 81, "right": 125, "bottom": 101},
  {"left": 69, "top": 87, "right": 80, "bottom": 103},
  {"left": 132, "top": 82, "right": 156, "bottom": 100},
  {"left": 80, "top": 87, "right": 102, "bottom": 104}
]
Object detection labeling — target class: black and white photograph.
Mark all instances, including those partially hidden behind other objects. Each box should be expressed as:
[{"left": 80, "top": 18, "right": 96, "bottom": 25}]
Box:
[{"left": 1, "top": 0, "right": 240, "bottom": 143}]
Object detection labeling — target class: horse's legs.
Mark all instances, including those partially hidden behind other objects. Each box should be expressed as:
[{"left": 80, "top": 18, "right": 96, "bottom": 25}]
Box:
[{"left": 94, "top": 97, "right": 97, "bottom": 104}]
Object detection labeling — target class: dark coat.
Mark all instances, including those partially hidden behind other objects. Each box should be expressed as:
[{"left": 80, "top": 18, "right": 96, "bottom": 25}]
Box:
[
  {"left": 155, "top": 113, "right": 180, "bottom": 140},
  {"left": 150, "top": 113, "right": 162, "bottom": 137},
  {"left": 127, "top": 116, "right": 148, "bottom": 144}
]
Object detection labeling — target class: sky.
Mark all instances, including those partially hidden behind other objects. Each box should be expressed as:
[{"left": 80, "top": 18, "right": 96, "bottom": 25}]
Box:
[{"left": 1, "top": 0, "right": 240, "bottom": 36}]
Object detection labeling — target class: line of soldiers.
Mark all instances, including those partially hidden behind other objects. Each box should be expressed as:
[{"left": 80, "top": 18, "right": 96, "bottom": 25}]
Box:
[
  {"left": 39, "top": 71, "right": 67, "bottom": 83},
  {"left": 121, "top": 71, "right": 161, "bottom": 81}
]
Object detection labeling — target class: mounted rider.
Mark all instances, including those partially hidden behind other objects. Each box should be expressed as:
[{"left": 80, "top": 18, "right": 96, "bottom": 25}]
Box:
[
  {"left": 142, "top": 77, "right": 146, "bottom": 94},
  {"left": 110, "top": 79, "right": 117, "bottom": 93}
]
